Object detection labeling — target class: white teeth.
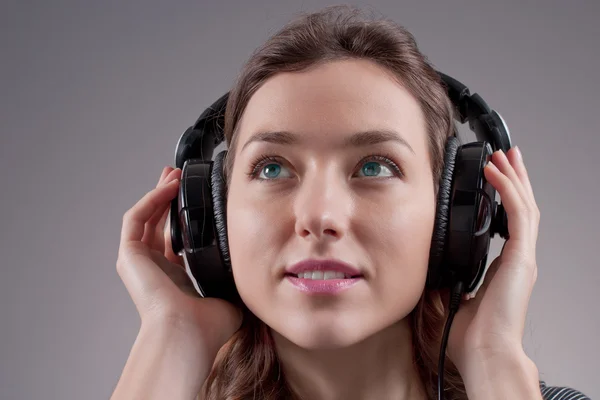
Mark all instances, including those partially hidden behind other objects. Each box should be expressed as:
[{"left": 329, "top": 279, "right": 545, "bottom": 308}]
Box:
[
  {"left": 297, "top": 271, "right": 350, "bottom": 280},
  {"left": 322, "top": 271, "right": 337, "bottom": 280}
]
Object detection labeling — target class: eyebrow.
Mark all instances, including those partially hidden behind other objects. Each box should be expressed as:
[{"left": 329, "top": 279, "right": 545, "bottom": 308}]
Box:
[{"left": 240, "top": 129, "right": 415, "bottom": 155}]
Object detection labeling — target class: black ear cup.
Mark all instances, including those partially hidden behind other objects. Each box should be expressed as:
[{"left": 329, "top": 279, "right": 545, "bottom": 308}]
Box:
[
  {"left": 427, "top": 136, "right": 461, "bottom": 289},
  {"left": 210, "top": 150, "right": 232, "bottom": 274},
  {"left": 209, "top": 150, "right": 240, "bottom": 302},
  {"left": 428, "top": 138, "right": 500, "bottom": 293},
  {"left": 166, "top": 154, "right": 239, "bottom": 302}
]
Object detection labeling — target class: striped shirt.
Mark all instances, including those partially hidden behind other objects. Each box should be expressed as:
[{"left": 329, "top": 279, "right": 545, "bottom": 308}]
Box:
[{"left": 540, "top": 381, "right": 590, "bottom": 399}]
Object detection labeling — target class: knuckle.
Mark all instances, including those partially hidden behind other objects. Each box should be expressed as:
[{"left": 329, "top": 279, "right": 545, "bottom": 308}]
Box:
[
  {"left": 515, "top": 204, "right": 528, "bottom": 218},
  {"left": 116, "top": 258, "right": 125, "bottom": 274},
  {"left": 524, "top": 257, "right": 537, "bottom": 271},
  {"left": 122, "top": 209, "right": 132, "bottom": 223},
  {"left": 115, "top": 252, "right": 132, "bottom": 275},
  {"left": 525, "top": 203, "right": 540, "bottom": 222}
]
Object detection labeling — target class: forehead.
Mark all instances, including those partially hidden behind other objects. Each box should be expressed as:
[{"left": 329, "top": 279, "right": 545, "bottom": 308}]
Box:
[{"left": 235, "top": 59, "right": 428, "bottom": 155}]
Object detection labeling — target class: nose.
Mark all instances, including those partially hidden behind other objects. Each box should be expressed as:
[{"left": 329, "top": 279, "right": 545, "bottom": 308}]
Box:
[{"left": 294, "top": 167, "right": 351, "bottom": 242}]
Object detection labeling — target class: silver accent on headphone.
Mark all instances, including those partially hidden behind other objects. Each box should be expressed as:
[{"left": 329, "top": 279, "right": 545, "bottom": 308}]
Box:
[
  {"left": 174, "top": 128, "right": 187, "bottom": 164},
  {"left": 492, "top": 110, "right": 511, "bottom": 144}
]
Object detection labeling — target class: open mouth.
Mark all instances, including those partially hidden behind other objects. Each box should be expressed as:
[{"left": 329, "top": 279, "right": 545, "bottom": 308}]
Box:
[
  {"left": 285, "top": 271, "right": 363, "bottom": 280},
  {"left": 284, "top": 271, "right": 363, "bottom": 294}
]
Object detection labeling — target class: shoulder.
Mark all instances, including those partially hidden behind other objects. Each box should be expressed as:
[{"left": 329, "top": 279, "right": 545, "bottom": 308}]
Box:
[{"left": 539, "top": 380, "right": 591, "bottom": 400}]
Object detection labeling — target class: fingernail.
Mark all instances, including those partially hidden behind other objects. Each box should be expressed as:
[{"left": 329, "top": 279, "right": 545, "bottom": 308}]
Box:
[{"left": 515, "top": 146, "right": 522, "bottom": 160}]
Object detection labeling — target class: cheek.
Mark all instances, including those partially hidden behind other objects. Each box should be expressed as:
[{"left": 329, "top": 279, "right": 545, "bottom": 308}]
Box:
[
  {"left": 361, "top": 191, "right": 436, "bottom": 310},
  {"left": 360, "top": 184, "right": 436, "bottom": 258},
  {"left": 226, "top": 186, "right": 289, "bottom": 302}
]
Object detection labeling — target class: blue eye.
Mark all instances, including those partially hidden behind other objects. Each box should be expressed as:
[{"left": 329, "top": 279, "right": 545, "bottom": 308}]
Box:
[
  {"left": 357, "top": 160, "right": 394, "bottom": 178},
  {"left": 261, "top": 163, "right": 281, "bottom": 179},
  {"left": 257, "top": 162, "right": 292, "bottom": 180}
]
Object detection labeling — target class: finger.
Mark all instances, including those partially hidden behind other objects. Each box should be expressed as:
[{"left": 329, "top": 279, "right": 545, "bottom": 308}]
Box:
[
  {"left": 143, "top": 201, "right": 172, "bottom": 250},
  {"left": 152, "top": 206, "right": 171, "bottom": 253},
  {"left": 141, "top": 169, "right": 180, "bottom": 245},
  {"left": 158, "top": 166, "right": 172, "bottom": 185},
  {"left": 484, "top": 161, "right": 530, "bottom": 244},
  {"left": 156, "top": 197, "right": 182, "bottom": 262},
  {"left": 164, "top": 216, "right": 185, "bottom": 266},
  {"left": 120, "top": 177, "right": 180, "bottom": 255},
  {"left": 158, "top": 169, "right": 185, "bottom": 266},
  {"left": 490, "top": 150, "right": 530, "bottom": 207},
  {"left": 507, "top": 147, "right": 536, "bottom": 205},
  {"left": 139, "top": 167, "right": 171, "bottom": 244},
  {"left": 156, "top": 168, "right": 182, "bottom": 233}
]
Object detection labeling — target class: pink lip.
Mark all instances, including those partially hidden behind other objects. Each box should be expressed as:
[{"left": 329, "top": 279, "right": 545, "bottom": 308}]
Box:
[
  {"left": 284, "top": 259, "right": 363, "bottom": 295},
  {"left": 285, "top": 275, "right": 362, "bottom": 294},
  {"left": 285, "top": 258, "right": 362, "bottom": 277}
]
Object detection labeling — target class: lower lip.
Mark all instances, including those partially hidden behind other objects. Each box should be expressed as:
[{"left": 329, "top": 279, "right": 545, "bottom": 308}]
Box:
[{"left": 285, "top": 275, "right": 362, "bottom": 294}]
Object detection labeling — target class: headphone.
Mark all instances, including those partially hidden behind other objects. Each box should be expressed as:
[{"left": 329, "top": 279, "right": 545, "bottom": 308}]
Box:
[{"left": 169, "top": 71, "right": 512, "bottom": 304}]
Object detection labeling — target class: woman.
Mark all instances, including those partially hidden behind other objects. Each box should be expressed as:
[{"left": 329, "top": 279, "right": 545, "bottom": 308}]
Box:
[{"left": 112, "top": 5, "right": 589, "bottom": 400}]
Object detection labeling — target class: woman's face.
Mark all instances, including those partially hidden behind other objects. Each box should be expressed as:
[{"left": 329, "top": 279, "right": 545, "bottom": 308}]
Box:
[{"left": 226, "top": 59, "right": 437, "bottom": 349}]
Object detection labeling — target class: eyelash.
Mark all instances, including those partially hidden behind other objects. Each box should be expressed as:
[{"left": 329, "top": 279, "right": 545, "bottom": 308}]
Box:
[{"left": 245, "top": 152, "right": 404, "bottom": 181}]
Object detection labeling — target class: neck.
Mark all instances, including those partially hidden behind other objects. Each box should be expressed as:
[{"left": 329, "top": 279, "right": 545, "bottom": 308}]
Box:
[{"left": 271, "top": 319, "right": 428, "bottom": 400}]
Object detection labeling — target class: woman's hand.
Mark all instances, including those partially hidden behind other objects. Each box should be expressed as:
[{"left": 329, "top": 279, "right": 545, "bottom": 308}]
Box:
[
  {"left": 446, "top": 147, "right": 540, "bottom": 372},
  {"left": 116, "top": 166, "right": 242, "bottom": 349}
]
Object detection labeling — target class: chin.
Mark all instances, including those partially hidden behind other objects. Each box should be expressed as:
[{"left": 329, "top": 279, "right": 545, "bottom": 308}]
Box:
[
  {"left": 286, "top": 333, "right": 362, "bottom": 350},
  {"left": 268, "top": 310, "right": 383, "bottom": 350}
]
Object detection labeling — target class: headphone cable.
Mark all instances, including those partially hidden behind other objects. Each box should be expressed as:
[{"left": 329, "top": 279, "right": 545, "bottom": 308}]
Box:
[{"left": 437, "top": 280, "right": 465, "bottom": 400}]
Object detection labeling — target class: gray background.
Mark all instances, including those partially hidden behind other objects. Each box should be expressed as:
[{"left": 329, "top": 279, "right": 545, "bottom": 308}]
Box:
[{"left": 1, "top": 0, "right": 598, "bottom": 399}]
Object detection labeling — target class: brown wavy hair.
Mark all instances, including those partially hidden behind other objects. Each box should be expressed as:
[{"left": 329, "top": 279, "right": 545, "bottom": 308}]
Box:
[{"left": 199, "top": 5, "right": 465, "bottom": 399}]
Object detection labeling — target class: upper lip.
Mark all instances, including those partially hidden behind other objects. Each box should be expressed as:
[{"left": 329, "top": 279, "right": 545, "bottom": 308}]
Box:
[{"left": 285, "top": 258, "right": 363, "bottom": 277}]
